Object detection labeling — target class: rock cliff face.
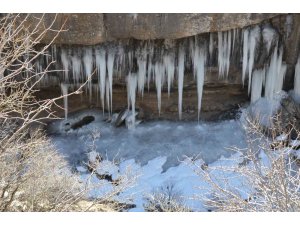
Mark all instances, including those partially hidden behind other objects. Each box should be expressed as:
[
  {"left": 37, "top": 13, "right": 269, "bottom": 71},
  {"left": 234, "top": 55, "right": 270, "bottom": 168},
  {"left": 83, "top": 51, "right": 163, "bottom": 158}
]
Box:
[
  {"left": 27, "top": 13, "right": 300, "bottom": 121},
  {"left": 26, "top": 13, "right": 279, "bottom": 45}
]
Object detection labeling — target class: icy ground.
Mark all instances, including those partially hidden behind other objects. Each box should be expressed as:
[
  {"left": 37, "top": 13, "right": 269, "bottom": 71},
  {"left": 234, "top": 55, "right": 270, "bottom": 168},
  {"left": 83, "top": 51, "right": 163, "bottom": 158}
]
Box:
[
  {"left": 47, "top": 110, "right": 248, "bottom": 211},
  {"left": 48, "top": 110, "right": 246, "bottom": 170}
]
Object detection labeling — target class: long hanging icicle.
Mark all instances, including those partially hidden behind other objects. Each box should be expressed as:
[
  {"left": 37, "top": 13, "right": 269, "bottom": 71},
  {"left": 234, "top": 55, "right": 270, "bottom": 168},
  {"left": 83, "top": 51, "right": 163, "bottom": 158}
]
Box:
[
  {"left": 274, "top": 46, "right": 287, "bottom": 93},
  {"left": 127, "top": 73, "right": 138, "bottom": 128},
  {"left": 242, "top": 29, "right": 249, "bottom": 86},
  {"left": 163, "top": 53, "right": 175, "bottom": 97},
  {"left": 209, "top": 33, "right": 214, "bottom": 60},
  {"left": 217, "top": 31, "right": 223, "bottom": 77},
  {"left": 265, "top": 45, "right": 287, "bottom": 100},
  {"left": 189, "top": 38, "right": 195, "bottom": 68},
  {"left": 193, "top": 43, "right": 206, "bottom": 121},
  {"left": 95, "top": 48, "right": 106, "bottom": 113},
  {"left": 226, "top": 30, "right": 232, "bottom": 76},
  {"left": 154, "top": 62, "right": 164, "bottom": 115},
  {"left": 251, "top": 68, "right": 265, "bottom": 103},
  {"left": 60, "top": 83, "right": 68, "bottom": 120},
  {"left": 147, "top": 63, "right": 153, "bottom": 91},
  {"left": 105, "top": 77, "right": 110, "bottom": 114},
  {"left": 71, "top": 54, "right": 82, "bottom": 84},
  {"left": 294, "top": 56, "right": 300, "bottom": 97},
  {"left": 247, "top": 26, "right": 260, "bottom": 94},
  {"left": 116, "top": 45, "right": 124, "bottom": 78},
  {"left": 83, "top": 48, "right": 93, "bottom": 101},
  {"left": 147, "top": 43, "right": 154, "bottom": 91},
  {"left": 262, "top": 26, "right": 276, "bottom": 55},
  {"left": 61, "top": 49, "right": 69, "bottom": 82},
  {"left": 232, "top": 29, "right": 236, "bottom": 55},
  {"left": 137, "top": 47, "right": 147, "bottom": 97},
  {"left": 178, "top": 46, "right": 185, "bottom": 120},
  {"left": 218, "top": 31, "right": 231, "bottom": 79},
  {"left": 107, "top": 51, "right": 115, "bottom": 114}
]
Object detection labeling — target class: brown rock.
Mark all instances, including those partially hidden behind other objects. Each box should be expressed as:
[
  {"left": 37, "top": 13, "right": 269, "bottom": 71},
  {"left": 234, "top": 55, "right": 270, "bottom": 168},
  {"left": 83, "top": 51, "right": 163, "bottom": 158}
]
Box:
[{"left": 21, "top": 13, "right": 280, "bottom": 45}]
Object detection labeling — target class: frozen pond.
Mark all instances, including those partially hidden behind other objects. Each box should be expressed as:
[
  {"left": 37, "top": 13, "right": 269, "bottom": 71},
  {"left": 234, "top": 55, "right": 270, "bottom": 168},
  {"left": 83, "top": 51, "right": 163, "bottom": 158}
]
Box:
[{"left": 48, "top": 109, "right": 247, "bottom": 171}]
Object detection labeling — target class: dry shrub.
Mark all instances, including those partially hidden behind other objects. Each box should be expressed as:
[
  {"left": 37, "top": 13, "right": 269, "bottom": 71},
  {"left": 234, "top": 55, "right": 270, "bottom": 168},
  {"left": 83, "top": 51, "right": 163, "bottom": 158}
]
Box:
[
  {"left": 192, "top": 114, "right": 300, "bottom": 212},
  {"left": 144, "top": 181, "right": 191, "bottom": 212},
  {"left": 0, "top": 14, "right": 134, "bottom": 212},
  {"left": 0, "top": 128, "right": 84, "bottom": 211}
]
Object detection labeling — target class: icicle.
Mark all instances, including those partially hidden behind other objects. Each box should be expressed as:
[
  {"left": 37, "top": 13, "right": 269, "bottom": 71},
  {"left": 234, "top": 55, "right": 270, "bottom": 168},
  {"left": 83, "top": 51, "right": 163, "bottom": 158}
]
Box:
[
  {"left": 71, "top": 54, "right": 82, "bottom": 83},
  {"left": 105, "top": 78, "right": 110, "bottom": 115},
  {"left": 189, "top": 38, "right": 195, "bottom": 66},
  {"left": 227, "top": 30, "right": 232, "bottom": 76},
  {"left": 116, "top": 45, "right": 124, "bottom": 78},
  {"left": 247, "top": 26, "right": 260, "bottom": 94},
  {"left": 294, "top": 56, "right": 300, "bottom": 97},
  {"left": 232, "top": 29, "right": 236, "bottom": 55},
  {"left": 285, "top": 15, "right": 293, "bottom": 38},
  {"left": 262, "top": 27, "right": 276, "bottom": 55},
  {"left": 60, "top": 83, "right": 68, "bottom": 120},
  {"left": 178, "top": 46, "right": 185, "bottom": 120},
  {"left": 107, "top": 51, "right": 115, "bottom": 114},
  {"left": 275, "top": 47, "right": 287, "bottom": 93},
  {"left": 147, "top": 63, "right": 153, "bottom": 91},
  {"left": 61, "top": 49, "right": 69, "bottom": 81},
  {"left": 218, "top": 31, "right": 231, "bottom": 78},
  {"left": 147, "top": 43, "right": 154, "bottom": 91},
  {"left": 209, "top": 33, "right": 214, "bottom": 60},
  {"left": 242, "top": 29, "right": 249, "bottom": 86},
  {"left": 218, "top": 32, "right": 223, "bottom": 77},
  {"left": 128, "top": 51, "right": 134, "bottom": 72},
  {"left": 137, "top": 48, "right": 147, "bottom": 96},
  {"left": 95, "top": 48, "right": 106, "bottom": 113},
  {"left": 127, "top": 73, "right": 138, "bottom": 128},
  {"left": 83, "top": 48, "right": 93, "bottom": 101},
  {"left": 154, "top": 63, "right": 164, "bottom": 115},
  {"left": 193, "top": 44, "right": 206, "bottom": 121},
  {"left": 163, "top": 53, "right": 175, "bottom": 97},
  {"left": 251, "top": 68, "right": 265, "bottom": 103},
  {"left": 265, "top": 45, "right": 286, "bottom": 100}
]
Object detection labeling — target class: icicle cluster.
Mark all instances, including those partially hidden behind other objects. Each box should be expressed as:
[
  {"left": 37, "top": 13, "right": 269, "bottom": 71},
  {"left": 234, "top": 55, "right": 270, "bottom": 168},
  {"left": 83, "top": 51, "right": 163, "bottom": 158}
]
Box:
[
  {"left": 32, "top": 22, "right": 292, "bottom": 121},
  {"left": 250, "top": 46, "right": 287, "bottom": 103},
  {"left": 217, "top": 30, "right": 231, "bottom": 78},
  {"left": 242, "top": 26, "right": 261, "bottom": 93},
  {"left": 265, "top": 46, "right": 287, "bottom": 100}
]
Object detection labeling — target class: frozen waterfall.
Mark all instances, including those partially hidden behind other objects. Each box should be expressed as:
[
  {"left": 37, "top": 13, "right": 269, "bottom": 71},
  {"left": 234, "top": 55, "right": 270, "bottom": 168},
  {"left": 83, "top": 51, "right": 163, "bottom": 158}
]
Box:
[{"left": 34, "top": 23, "right": 292, "bottom": 121}]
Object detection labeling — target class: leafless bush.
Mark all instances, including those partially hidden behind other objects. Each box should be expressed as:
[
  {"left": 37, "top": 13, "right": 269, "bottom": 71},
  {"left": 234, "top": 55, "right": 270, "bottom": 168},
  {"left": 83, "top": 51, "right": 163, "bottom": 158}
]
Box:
[
  {"left": 0, "top": 130, "right": 84, "bottom": 211},
  {"left": 0, "top": 13, "right": 87, "bottom": 211},
  {"left": 0, "top": 14, "right": 135, "bottom": 212},
  {"left": 191, "top": 114, "right": 300, "bottom": 212},
  {"left": 144, "top": 181, "right": 191, "bottom": 212}
]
